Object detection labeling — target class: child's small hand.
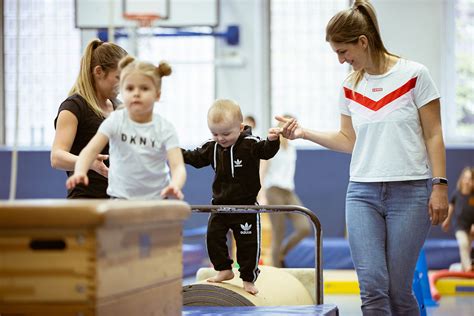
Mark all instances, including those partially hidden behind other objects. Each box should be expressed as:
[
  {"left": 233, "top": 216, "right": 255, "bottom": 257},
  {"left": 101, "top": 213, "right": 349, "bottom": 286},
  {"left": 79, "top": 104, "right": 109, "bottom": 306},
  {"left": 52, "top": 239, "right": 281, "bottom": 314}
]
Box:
[
  {"left": 441, "top": 219, "right": 450, "bottom": 232},
  {"left": 257, "top": 190, "right": 268, "bottom": 205},
  {"left": 161, "top": 185, "right": 184, "bottom": 200},
  {"left": 66, "top": 173, "right": 89, "bottom": 189},
  {"left": 267, "top": 127, "right": 280, "bottom": 141}
]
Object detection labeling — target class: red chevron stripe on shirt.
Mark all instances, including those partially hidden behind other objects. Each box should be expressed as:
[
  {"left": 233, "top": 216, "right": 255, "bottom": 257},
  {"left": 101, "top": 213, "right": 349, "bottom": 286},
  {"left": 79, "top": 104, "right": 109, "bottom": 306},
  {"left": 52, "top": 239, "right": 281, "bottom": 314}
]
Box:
[{"left": 343, "top": 77, "right": 417, "bottom": 111}]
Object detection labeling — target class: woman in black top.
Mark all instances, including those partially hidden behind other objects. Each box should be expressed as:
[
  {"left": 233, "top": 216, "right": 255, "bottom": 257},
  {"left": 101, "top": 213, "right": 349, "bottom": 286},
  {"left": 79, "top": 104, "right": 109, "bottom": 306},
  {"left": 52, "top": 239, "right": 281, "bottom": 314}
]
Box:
[{"left": 51, "top": 39, "right": 127, "bottom": 198}]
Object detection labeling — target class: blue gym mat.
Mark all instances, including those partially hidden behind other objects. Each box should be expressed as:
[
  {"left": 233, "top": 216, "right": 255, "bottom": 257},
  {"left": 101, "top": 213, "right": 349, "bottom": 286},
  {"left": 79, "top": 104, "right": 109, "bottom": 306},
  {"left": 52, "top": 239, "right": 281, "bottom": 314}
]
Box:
[
  {"left": 183, "top": 229, "right": 461, "bottom": 276},
  {"left": 183, "top": 304, "right": 339, "bottom": 315},
  {"left": 285, "top": 238, "right": 460, "bottom": 270}
]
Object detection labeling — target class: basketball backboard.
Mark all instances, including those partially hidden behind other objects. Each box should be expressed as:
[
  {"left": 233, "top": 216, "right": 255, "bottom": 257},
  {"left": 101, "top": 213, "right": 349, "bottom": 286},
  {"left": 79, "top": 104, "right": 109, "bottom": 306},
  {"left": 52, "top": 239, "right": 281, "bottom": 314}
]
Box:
[{"left": 75, "top": 0, "right": 219, "bottom": 29}]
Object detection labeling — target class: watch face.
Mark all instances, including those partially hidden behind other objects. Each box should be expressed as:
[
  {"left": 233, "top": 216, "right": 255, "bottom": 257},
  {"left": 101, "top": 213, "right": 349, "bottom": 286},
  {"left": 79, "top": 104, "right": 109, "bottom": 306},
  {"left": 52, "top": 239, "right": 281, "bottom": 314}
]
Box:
[{"left": 432, "top": 177, "right": 448, "bottom": 185}]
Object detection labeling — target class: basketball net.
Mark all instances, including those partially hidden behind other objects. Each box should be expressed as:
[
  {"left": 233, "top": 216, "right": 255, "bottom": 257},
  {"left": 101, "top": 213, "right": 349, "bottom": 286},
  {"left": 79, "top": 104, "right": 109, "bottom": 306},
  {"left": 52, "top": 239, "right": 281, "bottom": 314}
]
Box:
[
  {"left": 123, "top": 14, "right": 160, "bottom": 28},
  {"left": 123, "top": 14, "right": 160, "bottom": 57}
]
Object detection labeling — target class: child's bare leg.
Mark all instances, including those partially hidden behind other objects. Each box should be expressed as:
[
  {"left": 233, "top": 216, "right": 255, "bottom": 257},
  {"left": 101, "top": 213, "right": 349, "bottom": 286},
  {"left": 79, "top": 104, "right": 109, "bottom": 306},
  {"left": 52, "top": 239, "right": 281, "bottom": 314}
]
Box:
[
  {"left": 207, "top": 269, "right": 234, "bottom": 283},
  {"left": 243, "top": 281, "right": 258, "bottom": 295}
]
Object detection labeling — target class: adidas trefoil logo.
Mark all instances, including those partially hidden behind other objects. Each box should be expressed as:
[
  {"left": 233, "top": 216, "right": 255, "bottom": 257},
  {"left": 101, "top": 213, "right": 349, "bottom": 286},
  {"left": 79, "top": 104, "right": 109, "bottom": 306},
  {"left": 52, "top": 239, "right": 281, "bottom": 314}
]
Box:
[
  {"left": 234, "top": 159, "right": 243, "bottom": 168},
  {"left": 240, "top": 222, "right": 252, "bottom": 235}
]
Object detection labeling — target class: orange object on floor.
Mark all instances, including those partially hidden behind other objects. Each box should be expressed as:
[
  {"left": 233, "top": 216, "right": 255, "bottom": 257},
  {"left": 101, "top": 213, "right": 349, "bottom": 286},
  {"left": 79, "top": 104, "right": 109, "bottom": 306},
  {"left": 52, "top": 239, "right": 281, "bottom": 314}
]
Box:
[{"left": 429, "top": 269, "right": 474, "bottom": 301}]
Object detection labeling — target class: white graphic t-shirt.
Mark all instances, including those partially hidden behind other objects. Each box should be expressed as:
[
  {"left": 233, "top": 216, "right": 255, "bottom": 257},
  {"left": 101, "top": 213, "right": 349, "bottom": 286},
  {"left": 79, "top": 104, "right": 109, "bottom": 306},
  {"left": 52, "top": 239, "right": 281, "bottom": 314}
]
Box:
[
  {"left": 98, "top": 109, "right": 179, "bottom": 199},
  {"left": 339, "top": 59, "right": 440, "bottom": 182}
]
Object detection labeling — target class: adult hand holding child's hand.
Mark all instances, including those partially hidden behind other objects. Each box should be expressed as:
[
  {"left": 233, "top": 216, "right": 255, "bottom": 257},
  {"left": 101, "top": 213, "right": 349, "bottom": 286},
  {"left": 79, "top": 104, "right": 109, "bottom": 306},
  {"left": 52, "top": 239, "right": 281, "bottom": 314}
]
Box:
[{"left": 275, "top": 115, "right": 305, "bottom": 140}]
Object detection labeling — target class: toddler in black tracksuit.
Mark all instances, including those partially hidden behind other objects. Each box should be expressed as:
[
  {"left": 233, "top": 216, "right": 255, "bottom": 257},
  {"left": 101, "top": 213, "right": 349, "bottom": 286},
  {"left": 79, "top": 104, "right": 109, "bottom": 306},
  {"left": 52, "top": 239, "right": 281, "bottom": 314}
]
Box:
[{"left": 182, "top": 99, "right": 280, "bottom": 294}]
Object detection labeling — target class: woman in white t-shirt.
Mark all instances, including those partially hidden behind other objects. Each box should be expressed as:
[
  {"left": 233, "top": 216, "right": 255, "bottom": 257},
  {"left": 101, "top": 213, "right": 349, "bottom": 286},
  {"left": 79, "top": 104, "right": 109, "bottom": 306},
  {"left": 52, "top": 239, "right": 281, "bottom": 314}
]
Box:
[
  {"left": 278, "top": 1, "right": 448, "bottom": 315},
  {"left": 260, "top": 116, "right": 311, "bottom": 268}
]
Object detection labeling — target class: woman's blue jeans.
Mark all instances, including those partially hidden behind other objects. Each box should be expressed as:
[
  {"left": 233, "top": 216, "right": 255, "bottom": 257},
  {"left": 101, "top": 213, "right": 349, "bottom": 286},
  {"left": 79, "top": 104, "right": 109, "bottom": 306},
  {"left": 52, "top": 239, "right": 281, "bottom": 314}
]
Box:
[{"left": 346, "top": 180, "right": 431, "bottom": 316}]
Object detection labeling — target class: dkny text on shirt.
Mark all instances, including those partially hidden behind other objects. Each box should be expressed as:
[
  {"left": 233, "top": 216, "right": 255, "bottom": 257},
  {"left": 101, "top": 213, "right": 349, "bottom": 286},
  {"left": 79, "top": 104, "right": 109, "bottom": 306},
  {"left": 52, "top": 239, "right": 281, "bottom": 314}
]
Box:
[{"left": 121, "top": 133, "right": 157, "bottom": 148}]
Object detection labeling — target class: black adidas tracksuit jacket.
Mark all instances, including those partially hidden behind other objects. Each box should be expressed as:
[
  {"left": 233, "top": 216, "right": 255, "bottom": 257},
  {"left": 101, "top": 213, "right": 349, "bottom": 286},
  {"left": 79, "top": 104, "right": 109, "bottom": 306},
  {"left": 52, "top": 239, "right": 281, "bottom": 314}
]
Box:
[{"left": 182, "top": 126, "right": 279, "bottom": 282}]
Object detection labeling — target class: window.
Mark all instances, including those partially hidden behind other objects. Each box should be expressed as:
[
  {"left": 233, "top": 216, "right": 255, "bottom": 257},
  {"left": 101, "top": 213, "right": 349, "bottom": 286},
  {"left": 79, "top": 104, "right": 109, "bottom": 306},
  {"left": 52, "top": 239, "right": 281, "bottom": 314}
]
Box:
[
  {"left": 445, "top": 0, "right": 474, "bottom": 144},
  {"left": 2, "top": 0, "right": 472, "bottom": 147},
  {"left": 270, "top": 0, "right": 474, "bottom": 147},
  {"left": 127, "top": 27, "right": 215, "bottom": 147},
  {"left": 3, "top": 0, "right": 80, "bottom": 147},
  {"left": 270, "top": 0, "right": 349, "bottom": 147},
  {"left": 2, "top": 1, "right": 214, "bottom": 147}
]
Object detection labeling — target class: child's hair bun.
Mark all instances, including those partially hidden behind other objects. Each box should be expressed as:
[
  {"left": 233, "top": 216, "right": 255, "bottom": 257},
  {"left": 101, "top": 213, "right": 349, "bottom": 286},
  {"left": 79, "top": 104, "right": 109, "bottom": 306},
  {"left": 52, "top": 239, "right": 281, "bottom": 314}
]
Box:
[
  {"left": 118, "top": 55, "right": 135, "bottom": 70},
  {"left": 157, "top": 61, "right": 172, "bottom": 77}
]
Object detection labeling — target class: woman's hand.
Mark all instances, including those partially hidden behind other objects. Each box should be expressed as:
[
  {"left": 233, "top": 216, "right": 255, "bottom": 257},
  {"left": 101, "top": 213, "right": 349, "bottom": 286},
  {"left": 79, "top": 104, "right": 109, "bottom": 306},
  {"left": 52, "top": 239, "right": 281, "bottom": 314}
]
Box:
[
  {"left": 429, "top": 185, "right": 449, "bottom": 225},
  {"left": 275, "top": 115, "right": 305, "bottom": 140},
  {"left": 90, "top": 154, "right": 109, "bottom": 177}
]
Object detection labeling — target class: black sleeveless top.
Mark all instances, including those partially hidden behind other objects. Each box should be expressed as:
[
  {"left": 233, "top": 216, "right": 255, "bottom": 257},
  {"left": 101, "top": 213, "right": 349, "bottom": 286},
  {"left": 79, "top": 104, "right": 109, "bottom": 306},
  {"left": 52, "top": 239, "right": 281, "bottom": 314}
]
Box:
[
  {"left": 450, "top": 191, "right": 474, "bottom": 231},
  {"left": 54, "top": 94, "right": 111, "bottom": 199}
]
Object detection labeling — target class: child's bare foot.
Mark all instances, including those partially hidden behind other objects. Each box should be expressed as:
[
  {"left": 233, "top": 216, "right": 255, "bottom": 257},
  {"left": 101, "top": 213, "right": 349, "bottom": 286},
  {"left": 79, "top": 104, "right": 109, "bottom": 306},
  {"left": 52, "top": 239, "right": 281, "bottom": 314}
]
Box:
[
  {"left": 243, "top": 281, "right": 258, "bottom": 295},
  {"left": 207, "top": 269, "right": 234, "bottom": 283}
]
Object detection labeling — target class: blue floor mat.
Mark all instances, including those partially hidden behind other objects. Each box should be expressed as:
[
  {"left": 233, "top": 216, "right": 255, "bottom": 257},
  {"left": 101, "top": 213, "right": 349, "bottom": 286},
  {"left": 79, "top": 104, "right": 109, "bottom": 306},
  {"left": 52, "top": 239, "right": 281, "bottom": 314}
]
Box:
[
  {"left": 183, "top": 304, "right": 339, "bottom": 315},
  {"left": 285, "top": 238, "right": 460, "bottom": 270}
]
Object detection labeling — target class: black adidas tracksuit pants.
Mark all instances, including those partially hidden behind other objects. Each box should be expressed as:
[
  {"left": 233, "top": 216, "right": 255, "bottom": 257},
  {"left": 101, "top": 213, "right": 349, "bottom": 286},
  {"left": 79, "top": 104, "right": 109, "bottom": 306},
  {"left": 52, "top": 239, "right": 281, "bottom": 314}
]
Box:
[{"left": 206, "top": 212, "right": 261, "bottom": 282}]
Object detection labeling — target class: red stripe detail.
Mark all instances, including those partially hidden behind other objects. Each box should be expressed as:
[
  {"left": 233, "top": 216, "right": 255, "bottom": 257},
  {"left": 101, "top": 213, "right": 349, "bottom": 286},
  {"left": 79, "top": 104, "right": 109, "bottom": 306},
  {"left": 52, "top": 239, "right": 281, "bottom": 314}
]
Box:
[{"left": 344, "top": 77, "right": 417, "bottom": 111}]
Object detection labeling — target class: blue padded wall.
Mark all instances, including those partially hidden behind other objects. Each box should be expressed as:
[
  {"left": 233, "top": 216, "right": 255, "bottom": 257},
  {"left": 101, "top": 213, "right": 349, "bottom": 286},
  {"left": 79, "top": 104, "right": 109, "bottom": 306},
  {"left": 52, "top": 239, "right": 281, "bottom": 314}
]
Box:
[
  {"left": 0, "top": 149, "right": 67, "bottom": 199},
  {"left": 0, "top": 148, "right": 472, "bottom": 238}
]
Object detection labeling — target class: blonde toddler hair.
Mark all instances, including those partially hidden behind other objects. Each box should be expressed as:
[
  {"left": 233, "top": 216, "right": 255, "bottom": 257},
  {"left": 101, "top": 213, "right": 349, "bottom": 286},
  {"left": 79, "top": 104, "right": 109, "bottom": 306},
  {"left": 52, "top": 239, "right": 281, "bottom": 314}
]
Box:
[
  {"left": 118, "top": 56, "right": 172, "bottom": 92},
  {"left": 208, "top": 99, "right": 243, "bottom": 125}
]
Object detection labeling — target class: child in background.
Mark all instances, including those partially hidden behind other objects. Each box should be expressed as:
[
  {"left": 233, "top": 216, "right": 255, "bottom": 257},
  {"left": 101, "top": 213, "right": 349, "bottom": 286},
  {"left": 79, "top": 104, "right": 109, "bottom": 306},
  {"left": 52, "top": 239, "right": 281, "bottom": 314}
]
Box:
[
  {"left": 260, "top": 115, "right": 311, "bottom": 267},
  {"left": 243, "top": 115, "right": 256, "bottom": 131},
  {"left": 442, "top": 167, "right": 474, "bottom": 271},
  {"left": 66, "top": 56, "right": 186, "bottom": 200},
  {"left": 182, "top": 99, "right": 280, "bottom": 294}
]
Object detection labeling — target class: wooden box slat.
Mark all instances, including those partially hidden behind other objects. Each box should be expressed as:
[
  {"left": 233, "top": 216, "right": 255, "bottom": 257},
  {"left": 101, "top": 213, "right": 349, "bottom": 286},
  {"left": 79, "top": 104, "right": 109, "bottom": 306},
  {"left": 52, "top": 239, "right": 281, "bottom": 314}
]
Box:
[{"left": 0, "top": 303, "right": 94, "bottom": 316}]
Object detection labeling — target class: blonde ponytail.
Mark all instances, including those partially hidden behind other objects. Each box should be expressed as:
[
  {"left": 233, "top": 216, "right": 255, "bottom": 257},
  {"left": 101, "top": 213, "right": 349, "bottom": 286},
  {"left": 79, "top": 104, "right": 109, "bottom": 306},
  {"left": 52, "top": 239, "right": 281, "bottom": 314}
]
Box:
[{"left": 69, "top": 39, "right": 127, "bottom": 117}]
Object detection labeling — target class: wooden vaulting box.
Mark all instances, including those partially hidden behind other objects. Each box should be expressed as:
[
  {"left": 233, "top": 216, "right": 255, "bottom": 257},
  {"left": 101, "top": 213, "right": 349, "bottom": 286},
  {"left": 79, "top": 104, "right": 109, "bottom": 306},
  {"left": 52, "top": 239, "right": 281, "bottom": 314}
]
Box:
[{"left": 0, "top": 199, "right": 191, "bottom": 316}]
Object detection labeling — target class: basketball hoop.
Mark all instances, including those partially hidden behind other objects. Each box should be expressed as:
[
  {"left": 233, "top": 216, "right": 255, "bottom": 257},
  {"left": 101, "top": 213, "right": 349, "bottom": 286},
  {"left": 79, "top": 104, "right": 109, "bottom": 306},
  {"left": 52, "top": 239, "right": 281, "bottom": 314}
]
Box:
[
  {"left": 123, "top": 14, "right": 160, "bottom": 28},
  {"left": 123, "top": 13, "right": 160, "bottom": 57}
]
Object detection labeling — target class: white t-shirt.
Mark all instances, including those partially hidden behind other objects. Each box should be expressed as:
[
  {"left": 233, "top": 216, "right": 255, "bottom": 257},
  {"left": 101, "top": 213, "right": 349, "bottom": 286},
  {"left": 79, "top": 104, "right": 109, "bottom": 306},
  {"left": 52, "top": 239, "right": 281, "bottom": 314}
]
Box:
[
  {"left": 263, "top": 143, "right": 296, "bottom": 191},
  {"left": 339, "top": 59, "right": 440, "bottom": 182},
  {"left": 98, "top": 109, "right": 179, "bottom": 199}
]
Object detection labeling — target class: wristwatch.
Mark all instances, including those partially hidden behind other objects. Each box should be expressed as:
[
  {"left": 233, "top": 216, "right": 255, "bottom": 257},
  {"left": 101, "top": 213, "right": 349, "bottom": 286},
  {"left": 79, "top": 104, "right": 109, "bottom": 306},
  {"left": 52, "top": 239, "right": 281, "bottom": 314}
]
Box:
[{"left": 432, "top": 177, "right": 448, "bottom": 186}]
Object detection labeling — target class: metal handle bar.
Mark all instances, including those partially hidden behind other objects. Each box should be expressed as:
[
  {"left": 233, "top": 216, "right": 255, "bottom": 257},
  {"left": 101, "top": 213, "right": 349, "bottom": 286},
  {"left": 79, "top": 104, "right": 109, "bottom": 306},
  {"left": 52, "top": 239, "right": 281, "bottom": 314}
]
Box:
[{"left": 190, "top": 204, "right": 323, "bottom": 305}]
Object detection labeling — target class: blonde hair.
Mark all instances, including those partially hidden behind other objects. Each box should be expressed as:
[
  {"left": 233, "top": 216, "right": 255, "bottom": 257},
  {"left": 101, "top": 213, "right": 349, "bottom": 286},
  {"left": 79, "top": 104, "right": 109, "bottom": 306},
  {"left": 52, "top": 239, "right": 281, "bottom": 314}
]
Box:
[
  {"left": 456, "top": 167, "right": 474, "bottom": 192},
  {"left": 208, "top": 99, "right": 243, "bottom": 124},
  {"left": 118, "top": 56, "right": 172, "bottom": 93},
  {"left": 326, "top": 0, "right": 396, "bottom": 88},
  {"left": 69, "top": 39, "right": 127, "bottom": 117}
]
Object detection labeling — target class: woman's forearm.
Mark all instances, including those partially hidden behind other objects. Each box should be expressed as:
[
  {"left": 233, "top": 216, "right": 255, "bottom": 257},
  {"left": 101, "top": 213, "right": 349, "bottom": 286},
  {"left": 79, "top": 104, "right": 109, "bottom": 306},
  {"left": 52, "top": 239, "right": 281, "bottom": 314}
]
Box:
[
  {"left": 425, "top": 133, "right": 446, "bottom": 178},
  {"left": 50, "top": 149, "right": 78, "bottom": 171},
  {"left": 302, "top": 128, "right": 355, "bottom": 153}
]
